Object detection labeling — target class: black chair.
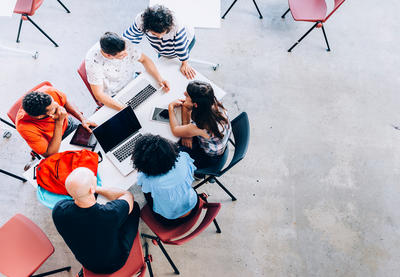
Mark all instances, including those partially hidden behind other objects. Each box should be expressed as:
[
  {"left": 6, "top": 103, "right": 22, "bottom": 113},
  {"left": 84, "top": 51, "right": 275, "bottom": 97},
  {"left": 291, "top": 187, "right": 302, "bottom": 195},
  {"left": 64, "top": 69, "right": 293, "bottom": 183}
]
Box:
[
  {"left": 193, "top": 112, "right": 250, "bottom": 201},
  {"left": 222, "top": 0, "right": 263, "bottom": 19}
]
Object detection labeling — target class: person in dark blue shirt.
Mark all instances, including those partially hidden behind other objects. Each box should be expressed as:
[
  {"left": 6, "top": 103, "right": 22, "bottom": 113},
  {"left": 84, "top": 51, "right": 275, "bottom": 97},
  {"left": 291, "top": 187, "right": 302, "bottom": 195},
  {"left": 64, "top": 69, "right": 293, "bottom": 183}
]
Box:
[{"left": 52, "top": 167, "right": 140, "bottom": 274}]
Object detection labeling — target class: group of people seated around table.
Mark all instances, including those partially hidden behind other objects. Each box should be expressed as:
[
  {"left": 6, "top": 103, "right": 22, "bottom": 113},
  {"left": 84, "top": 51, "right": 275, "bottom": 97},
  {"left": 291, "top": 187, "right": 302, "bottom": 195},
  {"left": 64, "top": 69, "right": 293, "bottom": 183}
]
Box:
[{"left": 14, "top": 5, "right": 232, "bottom": 275}]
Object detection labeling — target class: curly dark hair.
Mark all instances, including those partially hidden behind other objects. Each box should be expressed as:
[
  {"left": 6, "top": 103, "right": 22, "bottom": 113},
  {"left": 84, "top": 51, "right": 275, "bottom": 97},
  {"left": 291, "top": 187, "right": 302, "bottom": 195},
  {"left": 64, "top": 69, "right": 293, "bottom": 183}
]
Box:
[
  {"left": 22, "top": 91, "right": 52, "bottom": 117},
  {"left": 132, "top": 134, "right": 179, "bottom": 176},
  {"left": 100, "top": 32, "right": 126, "bottom": 56},
  {"left": 142, "top": 5, "right": 174, "bottom": 34}
]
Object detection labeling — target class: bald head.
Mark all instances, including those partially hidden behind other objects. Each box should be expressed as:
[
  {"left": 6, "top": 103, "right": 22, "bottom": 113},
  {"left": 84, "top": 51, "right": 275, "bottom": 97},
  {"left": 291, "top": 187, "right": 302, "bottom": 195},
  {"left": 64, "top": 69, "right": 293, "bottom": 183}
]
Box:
[{"left": 65, "top": 167, "right": 96, "bottom": 199}]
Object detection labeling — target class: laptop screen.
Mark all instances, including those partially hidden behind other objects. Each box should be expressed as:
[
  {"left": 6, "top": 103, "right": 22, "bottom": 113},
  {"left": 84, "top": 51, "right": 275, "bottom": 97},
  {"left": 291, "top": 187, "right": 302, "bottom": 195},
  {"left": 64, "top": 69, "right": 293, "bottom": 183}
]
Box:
[{"left": 93, "top": 106, "right": 141, "bottom": 153}]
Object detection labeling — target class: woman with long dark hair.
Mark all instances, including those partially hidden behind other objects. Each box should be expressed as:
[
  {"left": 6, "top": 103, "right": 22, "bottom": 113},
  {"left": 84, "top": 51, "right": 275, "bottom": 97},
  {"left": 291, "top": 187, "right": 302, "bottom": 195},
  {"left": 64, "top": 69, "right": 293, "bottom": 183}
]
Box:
[{"left": 168, "top": 80, "right": 231, "bottom": 168}]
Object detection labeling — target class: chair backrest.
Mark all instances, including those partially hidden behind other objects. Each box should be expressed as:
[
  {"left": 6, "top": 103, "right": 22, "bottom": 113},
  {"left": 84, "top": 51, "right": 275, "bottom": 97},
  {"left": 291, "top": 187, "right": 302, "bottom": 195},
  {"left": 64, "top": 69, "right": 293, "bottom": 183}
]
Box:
[
  {"left": 140, "top": 197, "right": 221, "bottom": 246},
  {"left": 324, "top": 0, "right": 346, "bottom": 21},
  {"left": 7, "top": 81, "right": 53, "bottom": 124},
  {"left": 83, "top": 231, "right": 146, "bottom": 277},
  {"left": 78, "top": 61, "right": 103, "bottom": 107},
  {"left": 221, "top": 112, "right": 250, "bottom": 175},
  {"left": 14, "top": 0, "right": 44, "bottom": 16},
  {"left": 0, "top": 214, "right": 54, "bottom": 277}
]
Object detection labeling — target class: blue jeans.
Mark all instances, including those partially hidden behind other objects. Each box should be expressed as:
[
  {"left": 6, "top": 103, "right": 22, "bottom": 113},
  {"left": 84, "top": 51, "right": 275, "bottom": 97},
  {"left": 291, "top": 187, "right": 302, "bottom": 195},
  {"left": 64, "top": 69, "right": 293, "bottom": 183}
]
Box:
[{"left": 62, "top": 116, "right": 80, "bottom": 140}]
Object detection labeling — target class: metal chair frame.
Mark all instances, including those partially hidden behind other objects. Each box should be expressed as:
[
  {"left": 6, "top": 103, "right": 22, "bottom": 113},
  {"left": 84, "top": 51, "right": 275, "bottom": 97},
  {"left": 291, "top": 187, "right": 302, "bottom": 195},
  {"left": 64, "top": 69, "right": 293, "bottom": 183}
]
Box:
[{"left": 222, "top": 0, "right": 263, "bottom": 19}]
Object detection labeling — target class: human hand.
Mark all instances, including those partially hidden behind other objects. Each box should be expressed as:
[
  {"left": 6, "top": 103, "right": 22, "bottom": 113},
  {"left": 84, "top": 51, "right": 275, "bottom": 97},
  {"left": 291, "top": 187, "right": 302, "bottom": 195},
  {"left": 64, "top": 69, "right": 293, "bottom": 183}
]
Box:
[
  {"left": 52, "top": 106, "right": 67, "bottom": 123},
  {"left": 180, "top": 62, "right": 196, "bottom": 79},
  {"left": 169, "top": 99, "right": 184, "bottom": 109},
  {"left": 81, "top": 119, "right": 98, "bottom": 133},
  {"left": 181, "top": 137, "right": 193, "bottom": 149},
  {"left": 159, "top": 80, "right": 170, "bottom": 92}
]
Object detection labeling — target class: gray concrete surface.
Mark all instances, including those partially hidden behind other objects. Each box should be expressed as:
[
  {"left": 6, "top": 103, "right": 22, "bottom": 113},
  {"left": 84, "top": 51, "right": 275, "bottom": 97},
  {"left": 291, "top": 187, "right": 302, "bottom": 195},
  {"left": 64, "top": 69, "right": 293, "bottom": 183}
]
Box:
[{"left": 1, "top": 0, "right": 399, "bottom": 276}]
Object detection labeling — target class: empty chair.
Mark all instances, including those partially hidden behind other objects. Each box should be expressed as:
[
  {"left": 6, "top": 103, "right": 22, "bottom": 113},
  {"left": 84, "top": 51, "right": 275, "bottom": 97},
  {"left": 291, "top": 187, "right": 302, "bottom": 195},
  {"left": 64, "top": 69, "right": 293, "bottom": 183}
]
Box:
[
  {"left": 0, "top": 214, "right": 71, "bottom": 277},
  {"left": 140, "top": 194, "right": 221, "bottom": 275},
  {"left": 81, "top": 232, "right": 153, "bottom": 277},
  {"left": 77, "top": 61, "right": 104, "bottom": 108},
  {"left": 281, "top": 0, "right": 346, "bottom": 52},
  {"left": 14, "top": 0, "right": 60, "bottom": 47},
  {"left": 194, "top": 112, "right": 250, "bottom": 201}
]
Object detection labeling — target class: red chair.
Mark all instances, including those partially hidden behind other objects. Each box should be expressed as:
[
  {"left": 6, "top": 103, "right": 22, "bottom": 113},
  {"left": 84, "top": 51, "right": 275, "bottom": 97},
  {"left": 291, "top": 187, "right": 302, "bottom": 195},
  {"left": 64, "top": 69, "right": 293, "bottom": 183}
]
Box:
[
  {"left": 0, "top": 214, "right": 71, "bottom": 277},
  {"left": 81, "top": 232, "right": 153, "bottom": 277},
  {"left": 14, "top": 0, "right": 68, "bottom": 47},
  {"left": 78, "top": 61, "right": 104, "bottom": 108},
  {"left": 281, "top": 0, "right": 346, "bottom": 52},
  {"left": 140, "top": 194, "right": 221, "bottom": 275}
]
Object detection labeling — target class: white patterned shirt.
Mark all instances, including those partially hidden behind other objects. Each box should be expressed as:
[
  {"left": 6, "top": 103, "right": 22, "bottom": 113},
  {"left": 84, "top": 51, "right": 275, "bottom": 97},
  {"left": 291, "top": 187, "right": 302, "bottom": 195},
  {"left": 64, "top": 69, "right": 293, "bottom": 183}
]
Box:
[{"left": 85, "top": 41, "right": 142, "bottom": 96}]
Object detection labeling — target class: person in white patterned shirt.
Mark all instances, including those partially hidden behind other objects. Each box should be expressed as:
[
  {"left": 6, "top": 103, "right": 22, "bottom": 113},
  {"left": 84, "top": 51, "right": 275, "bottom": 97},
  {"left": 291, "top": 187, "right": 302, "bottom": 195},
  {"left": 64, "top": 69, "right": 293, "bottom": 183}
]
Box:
[{"left": 85, "top": 32, "right": 170, "bottom": 110}]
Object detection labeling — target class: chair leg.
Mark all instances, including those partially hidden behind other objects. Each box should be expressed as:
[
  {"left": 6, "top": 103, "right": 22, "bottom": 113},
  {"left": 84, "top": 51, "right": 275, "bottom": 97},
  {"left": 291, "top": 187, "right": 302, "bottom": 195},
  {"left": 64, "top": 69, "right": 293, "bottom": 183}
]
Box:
[
  {"left": 25, "top": 16, "right": 59, "bottom": 47},
  {"left": 288, "top": 21, "right": 319, "bottom": 52},
  {"left": 214, "top": 178, "right": 237, "bottom": 201},
  {"left": 321, "top": 24, "right": 331, "bottom": 51},
  {"left": 31, "top": 266, "right": 71, "bottom": 277},
  {"left": 157, "top": 240, "right": 180, "bottom": 275},
  {"left": 144, "top": 242, "right": 154, "bottom": 277},
  {"left": 221, "top": 0, "right": 238, "bottom": 19},
  {"left": 0, "top": 117, "right": 16, "bottom": 129},
  {"left": 56, "top": 0, "right": 71, "bottom": 13},
  {"left": 0, "top": 169, "right": 27, "bottom": 182},
  {"left": 193, "top": 176, "right": 214, "bottom": 190},
  {"left": 16, "top": 16, "right": 23, "bottom": 43},
  {"left": 252, "top": 0, "right": 263, "bottom": 19},
  {"left": 281, "top": 8, "right": 290, "bottom": 18},
  {"left": 213, "top": 219, "right": 222, "bottom": 233}
]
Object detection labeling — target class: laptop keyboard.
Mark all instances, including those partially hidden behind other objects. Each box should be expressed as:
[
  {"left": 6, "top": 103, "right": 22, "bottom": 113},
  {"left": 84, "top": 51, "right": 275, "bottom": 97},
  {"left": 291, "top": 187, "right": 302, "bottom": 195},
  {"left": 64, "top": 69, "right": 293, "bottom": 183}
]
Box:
[
  {"left": 112, "top": 133, "right": 143, "bottom": 162},
  {"left": 125, "top": 84, "right": 157, "bottom": 110}
]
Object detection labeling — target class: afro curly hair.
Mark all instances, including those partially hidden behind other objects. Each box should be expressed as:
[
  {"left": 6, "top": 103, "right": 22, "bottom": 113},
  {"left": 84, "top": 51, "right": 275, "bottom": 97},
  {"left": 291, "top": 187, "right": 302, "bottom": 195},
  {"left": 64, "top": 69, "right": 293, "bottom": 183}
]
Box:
[
  {"left": 22, "top": 91, "right": 52, "bottom": 117},
  {"left": 142, "top": 5, "right": 174, "bottom": 34}
]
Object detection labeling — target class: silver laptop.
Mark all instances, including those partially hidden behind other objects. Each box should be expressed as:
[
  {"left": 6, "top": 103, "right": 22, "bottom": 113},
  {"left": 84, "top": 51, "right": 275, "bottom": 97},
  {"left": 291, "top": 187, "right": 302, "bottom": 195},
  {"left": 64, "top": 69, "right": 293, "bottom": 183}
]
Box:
[
  {"left": 117, "top": 77, "right": 161, "bottom": 110},
  {"left": 92, "top": 106, "right": 142, "bottom": 176}
]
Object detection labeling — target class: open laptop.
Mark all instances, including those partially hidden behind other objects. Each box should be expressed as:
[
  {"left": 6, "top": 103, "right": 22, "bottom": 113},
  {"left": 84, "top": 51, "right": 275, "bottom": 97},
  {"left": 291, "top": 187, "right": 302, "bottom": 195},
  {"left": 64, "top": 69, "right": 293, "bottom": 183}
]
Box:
[
  {"left": 117, "top": 77, "right": 162, "bottom": 110},
  {"left": 92, "top": 106, "right": 142, "bottom": 176}
]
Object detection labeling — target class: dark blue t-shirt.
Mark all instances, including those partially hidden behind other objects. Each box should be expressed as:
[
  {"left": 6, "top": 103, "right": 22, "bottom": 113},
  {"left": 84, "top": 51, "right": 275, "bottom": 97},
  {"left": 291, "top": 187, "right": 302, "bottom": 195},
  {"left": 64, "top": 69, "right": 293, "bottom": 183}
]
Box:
[{"left": 52, "top": 199, "right": 138, "bottom": 273}]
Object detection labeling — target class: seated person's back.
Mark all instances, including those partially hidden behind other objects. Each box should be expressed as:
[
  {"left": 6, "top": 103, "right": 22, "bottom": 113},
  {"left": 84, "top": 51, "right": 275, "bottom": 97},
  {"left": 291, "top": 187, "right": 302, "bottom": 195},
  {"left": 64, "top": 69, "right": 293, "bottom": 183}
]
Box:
[
  {"left": 132, "top": 134, "right": 198, "bottom": 225},
  {"left": 52, "top": 167, "right": 140, "bottom": 274}
]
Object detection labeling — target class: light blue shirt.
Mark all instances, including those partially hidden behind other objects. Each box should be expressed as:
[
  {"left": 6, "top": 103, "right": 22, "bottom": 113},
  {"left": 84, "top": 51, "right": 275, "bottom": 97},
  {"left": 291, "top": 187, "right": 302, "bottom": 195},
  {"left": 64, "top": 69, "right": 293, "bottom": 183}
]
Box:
[{"left": 137, "top": 152, "right": 198, "bottom": 219}]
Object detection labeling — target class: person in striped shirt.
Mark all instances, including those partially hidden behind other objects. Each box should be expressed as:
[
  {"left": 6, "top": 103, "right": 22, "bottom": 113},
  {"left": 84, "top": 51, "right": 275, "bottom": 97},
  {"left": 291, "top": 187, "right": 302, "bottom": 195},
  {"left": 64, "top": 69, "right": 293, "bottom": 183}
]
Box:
[{"left": 123, "top": 5, "right": 196, "bottom": 80}]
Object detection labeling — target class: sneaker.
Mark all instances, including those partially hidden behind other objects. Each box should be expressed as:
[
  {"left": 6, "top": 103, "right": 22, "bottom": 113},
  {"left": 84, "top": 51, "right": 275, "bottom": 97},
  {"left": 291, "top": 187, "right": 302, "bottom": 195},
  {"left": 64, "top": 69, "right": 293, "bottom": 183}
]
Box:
[{"left": 194, "top": 173, "right": 205, "bottom": 181}]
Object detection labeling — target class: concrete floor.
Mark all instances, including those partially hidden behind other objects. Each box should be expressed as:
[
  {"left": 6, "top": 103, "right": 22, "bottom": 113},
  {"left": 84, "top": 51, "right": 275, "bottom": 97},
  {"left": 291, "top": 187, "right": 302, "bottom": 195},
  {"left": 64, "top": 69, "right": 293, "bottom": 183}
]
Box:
[{"left": 1, "top": 0, "right": 399, "bottom": 276}]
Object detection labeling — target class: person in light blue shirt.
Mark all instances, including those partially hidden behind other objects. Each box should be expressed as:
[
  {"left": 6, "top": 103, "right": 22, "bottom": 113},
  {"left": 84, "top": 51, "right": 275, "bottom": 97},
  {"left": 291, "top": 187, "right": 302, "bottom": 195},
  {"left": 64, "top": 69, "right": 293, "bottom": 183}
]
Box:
[{"left": 131, "top": 134, "right": 199, "bottom": 226}]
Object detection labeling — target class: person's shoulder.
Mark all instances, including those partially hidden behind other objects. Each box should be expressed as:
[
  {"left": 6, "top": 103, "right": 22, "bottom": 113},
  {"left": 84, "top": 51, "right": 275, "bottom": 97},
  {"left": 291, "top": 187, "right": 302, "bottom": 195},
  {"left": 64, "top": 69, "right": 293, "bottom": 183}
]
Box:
[
  {"left": 101, "top": 199, "right": 130, "bottom": 214},
  {"left": 52, "top": 199, "right": 75, "bottom": 218},
  {"left": 85, "top": 42, "right": 102, "bottom": 63}
]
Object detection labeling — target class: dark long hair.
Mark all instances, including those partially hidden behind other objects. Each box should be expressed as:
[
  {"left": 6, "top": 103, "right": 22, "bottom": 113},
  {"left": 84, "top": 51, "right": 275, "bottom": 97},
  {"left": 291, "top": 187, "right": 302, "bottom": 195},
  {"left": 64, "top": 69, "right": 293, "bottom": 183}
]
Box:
[{"left": 187, "top": 81, "right": 228, "bottom": 139}]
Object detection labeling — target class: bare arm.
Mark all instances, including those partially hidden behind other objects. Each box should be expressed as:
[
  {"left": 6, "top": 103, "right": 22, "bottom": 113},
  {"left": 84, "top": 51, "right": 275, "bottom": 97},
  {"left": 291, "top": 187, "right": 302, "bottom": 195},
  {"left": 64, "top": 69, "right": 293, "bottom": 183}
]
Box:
[
  {"left": 138, "top": 54, "right": 170, "bottom": 92},
  {"left": 96, "top": 186, "right": 134, "bottom": 213},
  {"left": 42, "top": 106, "right": 67, "bottom": 157},
  {"left": 168, "top": 100, "right": 206, "bottom": 138},
  {"left": 90, "top": 84, "right": 126, "bottom": 111},
  {"left": 64, "top": 99, "right": 97, "bottom": 132}
]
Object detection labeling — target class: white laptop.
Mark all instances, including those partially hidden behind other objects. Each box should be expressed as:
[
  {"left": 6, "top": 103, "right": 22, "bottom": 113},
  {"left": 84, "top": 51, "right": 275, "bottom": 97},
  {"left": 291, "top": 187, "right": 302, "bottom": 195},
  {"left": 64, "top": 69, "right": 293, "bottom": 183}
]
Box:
[
  {"left": 117, "top": 77, "right": 162, "bottom": 110},
  {"left": 92, "top": 106, "right": 142, "bottom": 176}
]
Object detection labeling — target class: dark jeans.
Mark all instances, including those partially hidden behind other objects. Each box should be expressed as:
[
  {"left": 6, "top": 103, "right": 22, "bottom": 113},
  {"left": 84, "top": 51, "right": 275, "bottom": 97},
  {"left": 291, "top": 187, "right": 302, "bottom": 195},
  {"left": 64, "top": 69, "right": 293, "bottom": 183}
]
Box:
[
  {"left": 144, "top": 193, "right": 199, "bottom": 227},
  {"left": 179, "top": 136, "right": 223, "bottom": 169},
  {"left": 62, "top": 116, "right": 80, "bottom": 140}
]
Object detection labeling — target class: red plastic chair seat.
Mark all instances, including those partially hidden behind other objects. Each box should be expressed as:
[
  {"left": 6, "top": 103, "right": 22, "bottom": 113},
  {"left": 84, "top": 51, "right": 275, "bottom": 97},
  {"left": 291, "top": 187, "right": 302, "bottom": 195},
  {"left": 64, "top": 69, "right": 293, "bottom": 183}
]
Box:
[
  {"left": 78, "top": 61, "right": 104, "bottom": 107},
  {"left": 0, "top": 214, "right": 54, "bottom": 277},
  {"left": 288, "top": 0, "right": 327, "bottom": 22},
  {"left": 14, "top": 0, "right": 44, "bottom": 16},
  {"left": 83, "top": 232, "right": 146, "bottom": 277},
  {"left": 141, "top": 198, "right": 221, "bottom": 245}
]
